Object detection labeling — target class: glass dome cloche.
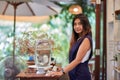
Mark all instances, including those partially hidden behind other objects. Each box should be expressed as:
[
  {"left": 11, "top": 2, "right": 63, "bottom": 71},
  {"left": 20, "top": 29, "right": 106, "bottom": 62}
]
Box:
[
  {"left": 34, "top": 32, "right": 54, "bottom": 74},
  {"left": 35, "top": 39, "right": 51, "bottom": 67}
]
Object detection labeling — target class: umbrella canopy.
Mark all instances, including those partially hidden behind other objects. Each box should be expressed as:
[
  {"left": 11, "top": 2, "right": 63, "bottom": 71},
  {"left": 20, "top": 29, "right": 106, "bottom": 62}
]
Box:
[
  {"left": 0, "top": 15, "right": 50, "bottom": 23},
  {"left": 0, "top": 0, "right": 62, "bottom": 16}
]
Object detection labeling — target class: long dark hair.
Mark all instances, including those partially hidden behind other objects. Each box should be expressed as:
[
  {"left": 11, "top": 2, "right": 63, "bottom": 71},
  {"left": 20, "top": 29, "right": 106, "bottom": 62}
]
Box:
[{"left": 70, "top": 13, "right": 92, "bottom": 49}]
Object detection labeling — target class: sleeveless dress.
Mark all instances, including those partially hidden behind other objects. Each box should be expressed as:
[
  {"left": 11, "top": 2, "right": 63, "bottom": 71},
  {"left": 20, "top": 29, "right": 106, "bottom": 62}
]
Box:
[{"left": 69, "top": 34, "right": 93, "bottom": 80}]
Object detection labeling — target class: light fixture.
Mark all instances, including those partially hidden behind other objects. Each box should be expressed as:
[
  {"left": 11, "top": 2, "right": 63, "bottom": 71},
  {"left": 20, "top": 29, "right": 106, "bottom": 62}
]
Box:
[
  {"left": 91, "top": 0, "right": 96, "bottom": 3},
  {"left": 69, "top": 4, "right": 82, "bottom": 14},
  {"left": 90, "top": 0, "right": 96, "bottom": 4}
]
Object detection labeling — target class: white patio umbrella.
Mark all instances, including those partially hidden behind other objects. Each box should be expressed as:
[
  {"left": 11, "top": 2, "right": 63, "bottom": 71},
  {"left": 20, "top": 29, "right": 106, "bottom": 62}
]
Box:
[{"left": 0, "top": 0, "right": 62, "bottom": 65}]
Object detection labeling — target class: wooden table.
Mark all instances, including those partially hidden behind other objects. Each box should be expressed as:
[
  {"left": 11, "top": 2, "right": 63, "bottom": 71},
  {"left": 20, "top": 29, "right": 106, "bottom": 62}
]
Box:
[{"left": 16, "top": 69, "right": 60, "bottom": 80}]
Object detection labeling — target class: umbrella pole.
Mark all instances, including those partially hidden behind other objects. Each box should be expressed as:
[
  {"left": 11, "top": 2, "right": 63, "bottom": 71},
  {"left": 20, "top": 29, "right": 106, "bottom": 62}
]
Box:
[
  {"left": 9, "top": 2, "right": 24, "bottom": 67},
  {"left": 13, "top": 5, "right": 17, "bottom": 66}
]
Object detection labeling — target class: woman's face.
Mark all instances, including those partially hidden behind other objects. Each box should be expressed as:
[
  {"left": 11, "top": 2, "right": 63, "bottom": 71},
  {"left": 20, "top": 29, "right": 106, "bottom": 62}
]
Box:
[{"left": 74, "top": 18, "right": 83, "bottom": 34}]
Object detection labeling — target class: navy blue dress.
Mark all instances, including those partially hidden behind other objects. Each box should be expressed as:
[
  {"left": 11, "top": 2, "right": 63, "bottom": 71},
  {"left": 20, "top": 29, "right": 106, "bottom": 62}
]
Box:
[{"left": 69, "top": 34, "right": 93, "bottom": 80}]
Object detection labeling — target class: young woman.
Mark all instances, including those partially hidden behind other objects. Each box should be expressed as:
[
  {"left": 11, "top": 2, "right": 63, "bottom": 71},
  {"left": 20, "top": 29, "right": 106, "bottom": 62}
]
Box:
[{"left": 48, "top": 13, "right": 93, "bottom": 80}]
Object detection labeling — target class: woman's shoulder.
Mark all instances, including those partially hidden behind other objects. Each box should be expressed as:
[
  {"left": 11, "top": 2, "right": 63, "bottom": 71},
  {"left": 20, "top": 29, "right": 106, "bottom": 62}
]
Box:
[
  {"left": 84, "top": 34, "right": 93, "bottom": 46},
  {"left": 80, "top": 34, "right": 92, "bottom": 45},
  {"left": 85, "top": 34, "right": 92, "bottom": 40}
]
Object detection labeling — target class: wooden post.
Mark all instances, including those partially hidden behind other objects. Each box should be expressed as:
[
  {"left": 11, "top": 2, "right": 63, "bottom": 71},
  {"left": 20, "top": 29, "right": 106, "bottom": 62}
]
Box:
[
  {"left": 95, "top": 0, "right": 101, "bottom": 80},
  {"left": 102, "top": 0, "right": 107, "bottom": 80}
]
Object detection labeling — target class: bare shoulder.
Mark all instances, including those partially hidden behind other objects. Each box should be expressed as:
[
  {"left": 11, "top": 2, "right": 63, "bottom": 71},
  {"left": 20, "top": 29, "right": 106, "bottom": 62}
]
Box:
[
  {"left": 80, "top": 37, "right": 91, "bottom": 49},
  {"left": 82, "top": 37, "right": 90, "bottom": 43}
]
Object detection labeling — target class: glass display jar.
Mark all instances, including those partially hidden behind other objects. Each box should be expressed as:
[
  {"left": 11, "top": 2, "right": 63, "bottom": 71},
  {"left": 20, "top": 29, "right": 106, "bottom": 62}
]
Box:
[{"left": 35, "top": 39, "right": 51, "bottom": 74}]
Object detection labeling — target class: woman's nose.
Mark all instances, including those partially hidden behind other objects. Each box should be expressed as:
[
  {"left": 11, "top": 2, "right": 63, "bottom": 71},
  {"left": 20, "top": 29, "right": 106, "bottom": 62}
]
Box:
[{"left": 76, "top": 24, "right": 79, "bottom": 28}]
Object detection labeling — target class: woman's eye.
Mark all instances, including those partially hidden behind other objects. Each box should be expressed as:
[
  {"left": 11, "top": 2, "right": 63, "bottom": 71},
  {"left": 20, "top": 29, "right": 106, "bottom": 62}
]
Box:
[
  {"left": 74, "top": 23, "right": 76, "bottom": 26},
  {"left": 74, "top": 22, "right": 82, "bottom": 26}
]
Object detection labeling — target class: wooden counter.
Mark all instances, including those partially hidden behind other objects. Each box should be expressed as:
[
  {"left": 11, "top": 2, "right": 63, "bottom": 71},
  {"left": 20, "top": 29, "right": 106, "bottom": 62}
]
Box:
[{"left": 16, "top": 69, "right": 60, "bottom": 80}]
